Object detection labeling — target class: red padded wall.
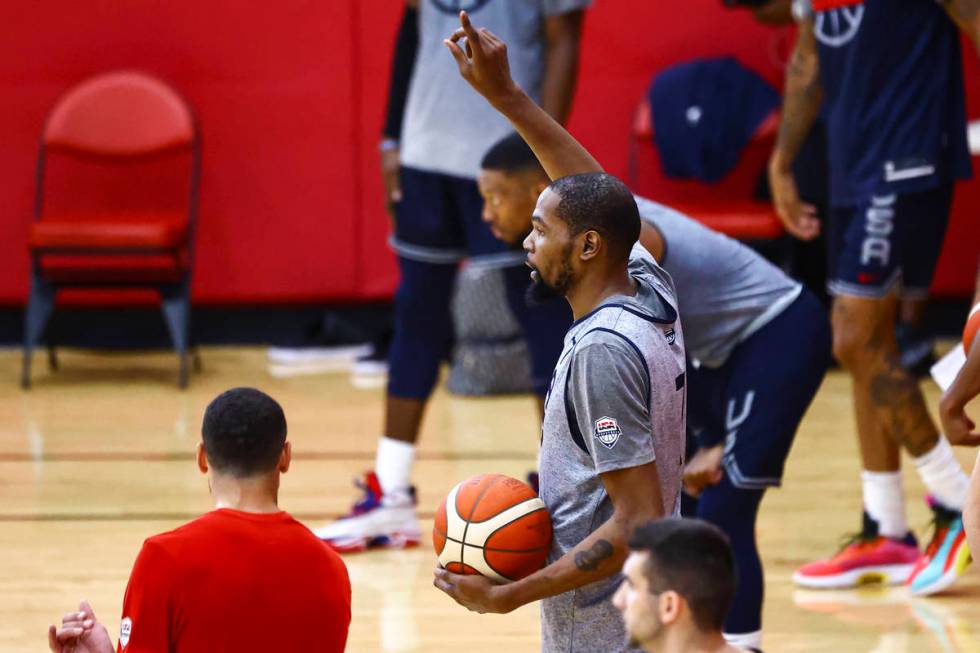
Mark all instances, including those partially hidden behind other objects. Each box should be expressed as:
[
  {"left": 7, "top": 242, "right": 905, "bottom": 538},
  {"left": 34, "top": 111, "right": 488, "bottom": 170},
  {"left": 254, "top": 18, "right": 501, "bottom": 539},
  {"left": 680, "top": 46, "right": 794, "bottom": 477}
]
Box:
[{"left": 0, "top": 1, "right": 975, "bottom": 305}]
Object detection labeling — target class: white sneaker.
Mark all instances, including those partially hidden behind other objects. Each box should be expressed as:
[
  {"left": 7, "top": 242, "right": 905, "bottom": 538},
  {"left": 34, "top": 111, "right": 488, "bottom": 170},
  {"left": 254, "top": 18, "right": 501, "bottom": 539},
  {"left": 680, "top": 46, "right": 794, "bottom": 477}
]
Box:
[{"left": 314, "top": 471, "right": 421, "bottom": 553}]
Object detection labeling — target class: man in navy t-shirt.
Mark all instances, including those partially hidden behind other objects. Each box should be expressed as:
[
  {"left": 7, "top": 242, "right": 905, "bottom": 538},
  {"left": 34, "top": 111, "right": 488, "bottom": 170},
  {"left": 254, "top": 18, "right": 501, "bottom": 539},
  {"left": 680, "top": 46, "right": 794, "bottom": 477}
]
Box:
[{"left": 768, "top": 0, "right": 974, "bottom": 597}]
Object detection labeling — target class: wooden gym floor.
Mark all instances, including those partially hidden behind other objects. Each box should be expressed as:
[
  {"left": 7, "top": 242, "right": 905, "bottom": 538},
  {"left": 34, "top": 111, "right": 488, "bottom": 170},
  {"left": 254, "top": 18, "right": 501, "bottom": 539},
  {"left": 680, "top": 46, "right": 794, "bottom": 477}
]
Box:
[{"left": 2, "top": 346, "right": 979, "bottom": 652}]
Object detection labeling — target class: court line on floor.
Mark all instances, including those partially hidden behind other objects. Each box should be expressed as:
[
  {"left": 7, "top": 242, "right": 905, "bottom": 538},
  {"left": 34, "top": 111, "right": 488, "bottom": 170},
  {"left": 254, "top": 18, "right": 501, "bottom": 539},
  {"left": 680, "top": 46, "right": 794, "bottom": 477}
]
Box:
[
  {"left": 0, "top": 511, "right": 438, "bottom": 522},
  {"left": 0, "top": 450, "right": 537, "bottom": 462}
]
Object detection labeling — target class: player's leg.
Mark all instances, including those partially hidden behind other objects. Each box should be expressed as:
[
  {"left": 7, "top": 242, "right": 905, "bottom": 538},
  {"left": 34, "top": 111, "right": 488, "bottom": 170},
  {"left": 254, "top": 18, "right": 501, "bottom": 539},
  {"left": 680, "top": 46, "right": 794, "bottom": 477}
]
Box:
[
  {"left": 896, "top": 185, "right": 972, "bottom": 595},
  {"left": 799, "top": 196, "right": 922, "bottom": 583},
  {"left": 697, "top": 479, "right": 765, "bottom": 652},
  {"left": 697, "top": 289, "right": 829, "bottom": 649},
  {"left": 316, "top": 167, "right": 463, "bottom": 551},
  {"left": 815, "top": 190, "right": 969, "bottom": 592}
]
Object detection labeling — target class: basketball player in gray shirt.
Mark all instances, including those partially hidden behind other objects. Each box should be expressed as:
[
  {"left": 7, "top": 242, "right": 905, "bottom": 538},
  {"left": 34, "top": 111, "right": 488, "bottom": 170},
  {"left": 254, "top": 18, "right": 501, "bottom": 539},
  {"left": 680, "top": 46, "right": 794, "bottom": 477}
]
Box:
[
  {"left": 439, "top": 13, "right": 832, "bottom": 651},
  {"left": 433, "top": 14, "right": 686, "bottom": 653}
]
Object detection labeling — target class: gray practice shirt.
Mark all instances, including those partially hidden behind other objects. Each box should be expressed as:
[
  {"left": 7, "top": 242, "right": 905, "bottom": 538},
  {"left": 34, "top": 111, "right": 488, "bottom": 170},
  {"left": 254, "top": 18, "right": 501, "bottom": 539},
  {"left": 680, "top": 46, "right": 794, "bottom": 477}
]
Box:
[
  {"left": 538, "top": 244, "right": 686, "bottom": 653},
  {"left": 401, "top": 0, "right": 590, "bottom": 180},
  {"left": 635, "top": 196, "right": 802, "bottom": 368}
]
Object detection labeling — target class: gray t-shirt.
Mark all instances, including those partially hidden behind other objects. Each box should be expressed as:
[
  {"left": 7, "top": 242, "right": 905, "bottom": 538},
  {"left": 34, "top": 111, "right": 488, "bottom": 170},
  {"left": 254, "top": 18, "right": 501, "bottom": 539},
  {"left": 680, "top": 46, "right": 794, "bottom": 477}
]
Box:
[
  {"left": 538, "top": 245, "right": 686, "bottom": 653},
  {"left": 635, "top": 195, "right": 802, "bottom": 368},
  {"left": 401, "top": 0, "right": 590, "bottom": 179}
]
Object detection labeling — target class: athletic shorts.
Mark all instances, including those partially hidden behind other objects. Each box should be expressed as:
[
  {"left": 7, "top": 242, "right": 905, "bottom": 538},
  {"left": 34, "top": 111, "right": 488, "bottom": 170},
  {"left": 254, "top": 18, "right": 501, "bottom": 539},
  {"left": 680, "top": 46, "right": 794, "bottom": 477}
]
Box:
[
  {"left": 389, "top": 166, "right": 522, "bottom": 266},
  {"left": 826, "top": 184, "right": 953, "bottom": 301},
  {"left": 686, "top": 290, "right": 831, "bottom": 489}
]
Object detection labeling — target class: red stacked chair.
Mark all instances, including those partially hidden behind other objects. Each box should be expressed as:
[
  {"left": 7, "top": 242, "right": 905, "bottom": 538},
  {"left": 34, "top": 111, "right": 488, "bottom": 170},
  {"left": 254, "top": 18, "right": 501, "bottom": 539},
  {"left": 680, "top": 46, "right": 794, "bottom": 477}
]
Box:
[{"left": 23, "top": 71, "right": 200, "bottom": 388}]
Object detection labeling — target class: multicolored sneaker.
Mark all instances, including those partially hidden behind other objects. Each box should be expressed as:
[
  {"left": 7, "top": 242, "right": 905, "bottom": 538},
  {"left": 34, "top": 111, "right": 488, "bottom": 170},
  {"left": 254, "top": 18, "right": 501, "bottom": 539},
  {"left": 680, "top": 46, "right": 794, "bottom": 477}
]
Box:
[
  {"left": 906, "top": 498, "right": 972, "bottom": 596},
  {"left": 313, "top": 471, "right": 421, "bottom": 553},
  {"left": 792, "top": 512, "right": 920, "bottom": 589}
]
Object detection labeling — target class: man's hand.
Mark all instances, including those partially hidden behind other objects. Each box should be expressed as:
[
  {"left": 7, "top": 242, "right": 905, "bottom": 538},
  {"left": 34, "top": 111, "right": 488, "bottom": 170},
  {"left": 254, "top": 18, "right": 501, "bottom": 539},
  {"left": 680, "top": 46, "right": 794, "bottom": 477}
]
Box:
[
  {"left": 443, "top": 11, "right": 521, "bottom": 108},
  {"left": 433, "top": 567, "right": 516, "bottom": 614},
  {"left": 940, "top": 391, "right": 980, "bottom": 447},
  {"left": 48, "top": 601, "right": 113, "bottom": 653},
  {"left": 380, "top": 146, "right": 401, "bottom": 217},
  {"left": 683, "top": 444, "right": 725, "bottom": 497},
  {"left": 768, "top": 162, "right": 820, "bottom": 240}
]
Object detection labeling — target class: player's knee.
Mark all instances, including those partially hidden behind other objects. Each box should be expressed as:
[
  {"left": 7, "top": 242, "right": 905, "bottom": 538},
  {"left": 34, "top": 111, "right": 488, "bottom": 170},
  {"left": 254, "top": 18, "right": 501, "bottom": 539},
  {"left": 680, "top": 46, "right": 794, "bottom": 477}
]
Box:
[
  {"left": 393, "top": 259, "right": 455, "bottom": 331},
  {"left": 830, "top": 301, "right": 890, "bottom": 370}
]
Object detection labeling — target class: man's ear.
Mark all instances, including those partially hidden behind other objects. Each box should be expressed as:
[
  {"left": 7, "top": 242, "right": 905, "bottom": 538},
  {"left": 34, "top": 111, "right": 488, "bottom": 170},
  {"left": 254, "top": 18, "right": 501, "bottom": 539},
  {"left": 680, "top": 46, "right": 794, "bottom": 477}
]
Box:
[
  {"left": 279, "top": 441, "right": 292, "bottom": 474},
  {"left": 197, "top": 442, "right": 208, "bottom": 474},
  {"left": 658, "top": 590, "right": 683, "bottom": 626},
  {"left": 579, "top": 230, "right": 602, "bottom": 261}
]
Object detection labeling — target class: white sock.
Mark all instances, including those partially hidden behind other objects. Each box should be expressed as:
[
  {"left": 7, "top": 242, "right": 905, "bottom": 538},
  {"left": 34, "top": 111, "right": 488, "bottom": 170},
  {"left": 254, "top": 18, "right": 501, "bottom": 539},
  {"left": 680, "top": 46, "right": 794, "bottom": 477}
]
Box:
[
  {"left": 724, "top": 630, "right": 761, "bottom": 650},
  {"left": 862, "top": 471, "right": 908, "bottom": 538},
  {"left": 375, "top": 436, "right": 415, "bottom": 498},
  {"left": 912, "top": 436, "right": 968, "bottom": 511}
]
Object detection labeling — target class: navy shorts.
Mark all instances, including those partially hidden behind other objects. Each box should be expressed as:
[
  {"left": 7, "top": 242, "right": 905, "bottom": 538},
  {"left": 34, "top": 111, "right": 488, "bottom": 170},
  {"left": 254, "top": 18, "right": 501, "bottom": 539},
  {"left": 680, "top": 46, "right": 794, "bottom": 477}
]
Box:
[
  {"left": 686, "top": 290, "right": 831, "bottom": 489},
  {"left": 389, "top": 166, "right": 518, "bottom": 265},
  {"left": 827, "top": 184, "right": 953, "bottom": 300}
]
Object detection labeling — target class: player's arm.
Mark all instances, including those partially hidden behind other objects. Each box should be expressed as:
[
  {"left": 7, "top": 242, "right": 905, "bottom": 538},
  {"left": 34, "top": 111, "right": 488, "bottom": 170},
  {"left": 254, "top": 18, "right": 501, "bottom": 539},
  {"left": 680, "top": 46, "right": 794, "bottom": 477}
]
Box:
[
  {"left": 380, "top": 0, "right": 419, "bottom": 214},
  {"left": 945, "top": 0, "right": 980, "bottom": 45},
  {"left": 767, "top": 14, "right": 822, "bottom": 240},
  {"left": 116, "top": 540, "right": 177, "bottom": 651},
  {"left": 939, "top": 261, "right": 980, "bottom": 447},
  {"left": 540, "top": 9, "right": 586, "bottom": 125},
  {"left": 443, "top": 10, "right": 602, "bottom": 180},
  {"left": 434, "top": 461, "right": 665, "bottom": 614},
  {"left": 434, "top": 340, "right": 667, "bottom": 613}
]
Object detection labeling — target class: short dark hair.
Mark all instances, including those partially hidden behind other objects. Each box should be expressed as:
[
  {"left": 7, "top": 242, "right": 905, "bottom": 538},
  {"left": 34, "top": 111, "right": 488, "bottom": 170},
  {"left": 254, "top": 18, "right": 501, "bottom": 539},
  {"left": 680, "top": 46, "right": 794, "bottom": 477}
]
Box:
[
  {"left": 548, "top": 173, "right": 640, "bottom": 263},
  {"left": 202, "top": 388, "right": 287, "bottom": 477},
  {"left": 480, "top": 132, "right": 545, "bottom": 176},
  {"left": 628, "top": 518, "right": 736, "bottom": 633}
]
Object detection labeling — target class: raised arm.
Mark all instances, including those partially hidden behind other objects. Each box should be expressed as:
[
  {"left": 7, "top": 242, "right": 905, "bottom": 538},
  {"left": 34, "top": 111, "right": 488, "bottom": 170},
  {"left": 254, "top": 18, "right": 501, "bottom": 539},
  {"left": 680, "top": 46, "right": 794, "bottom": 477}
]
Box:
[
  {"left": 768, "top": 17, "right": 822, "bottom": 240},
  {"left": 443, "top": 11, "right": 601, "bottom": 179}
]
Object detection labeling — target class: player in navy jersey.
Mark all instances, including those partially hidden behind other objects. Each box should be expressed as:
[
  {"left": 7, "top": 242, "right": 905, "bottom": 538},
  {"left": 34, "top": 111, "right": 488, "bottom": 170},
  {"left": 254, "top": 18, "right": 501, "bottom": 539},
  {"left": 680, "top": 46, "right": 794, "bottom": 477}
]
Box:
[{"left": 770, "top": 0, "right": 973, "bottom": 596}]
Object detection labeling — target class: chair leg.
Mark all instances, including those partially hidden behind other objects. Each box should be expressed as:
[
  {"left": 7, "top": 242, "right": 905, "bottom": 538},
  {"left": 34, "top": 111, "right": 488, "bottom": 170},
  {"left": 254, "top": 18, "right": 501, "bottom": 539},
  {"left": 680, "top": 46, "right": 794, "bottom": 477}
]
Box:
[
  {"left": 47, "top": 344, "right": 59, "bottom": 371},
  {"left": 161, "top": 281, "right": 191, "bottom": 389},
  {"left": 22, "top": 276, "right": 57, "bottom": 389},
  {"left": 192, "top": 347, "right": 203, "bottom": 373}
]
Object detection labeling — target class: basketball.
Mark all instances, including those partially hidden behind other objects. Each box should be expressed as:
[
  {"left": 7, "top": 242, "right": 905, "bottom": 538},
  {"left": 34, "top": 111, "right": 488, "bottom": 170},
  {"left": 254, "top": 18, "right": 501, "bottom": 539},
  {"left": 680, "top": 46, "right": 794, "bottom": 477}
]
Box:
[
  {"left": 964, "top": 303, "right": 980, "bottom": 355},
  {"left": 433, "top": 473, "right": 552, "bottom": 582}
]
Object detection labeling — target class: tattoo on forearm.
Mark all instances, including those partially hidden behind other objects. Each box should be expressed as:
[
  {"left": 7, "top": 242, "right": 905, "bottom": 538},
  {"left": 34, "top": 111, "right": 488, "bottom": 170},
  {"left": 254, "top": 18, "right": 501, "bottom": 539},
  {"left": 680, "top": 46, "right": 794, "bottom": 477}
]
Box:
[{"left": 574, "top": 539, "right": 614, "bottom": 572}]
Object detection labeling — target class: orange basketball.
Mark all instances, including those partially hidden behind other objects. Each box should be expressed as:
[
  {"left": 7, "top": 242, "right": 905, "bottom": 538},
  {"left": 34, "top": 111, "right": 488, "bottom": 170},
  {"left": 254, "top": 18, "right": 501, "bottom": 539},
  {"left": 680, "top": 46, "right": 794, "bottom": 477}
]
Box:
[
  {"left": 964, "top": 303, "right": 980, "bottom": 355},
  {"left": 433, "top": 473, "right": 552, "bottom": 582}
]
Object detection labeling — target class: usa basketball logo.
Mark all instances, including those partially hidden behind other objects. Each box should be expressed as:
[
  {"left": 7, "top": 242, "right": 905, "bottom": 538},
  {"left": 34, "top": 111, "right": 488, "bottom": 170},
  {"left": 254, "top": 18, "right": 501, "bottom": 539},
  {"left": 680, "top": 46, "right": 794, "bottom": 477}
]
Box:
[
  {"left": 594, "top": 416, "right": 622, "bottom": 449},
  {"left": 812, "top": 0, "right": 864, "bottom": 48},
  {"left": 430, "top": 0, "right": 491, "bottom": 15},
  {"left": 119, "top": 617, "right": 132, "bottom": 649}
]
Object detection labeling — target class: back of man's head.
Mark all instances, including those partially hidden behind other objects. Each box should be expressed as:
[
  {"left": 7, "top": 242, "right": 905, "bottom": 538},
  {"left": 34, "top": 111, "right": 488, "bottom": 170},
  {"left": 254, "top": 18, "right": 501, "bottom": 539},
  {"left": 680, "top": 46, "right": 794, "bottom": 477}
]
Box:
[
  {"left": 202, "top": 387, "right": 287, "bottom": 478},
  {"left": 548, "top": 173, "right": 640, "bottom": 264},
  {"left": 628, "top": 518, "right": 736, "bottom": 634},
  {"left": 481, "top": 132, "right": 546, "bottom": 177}
]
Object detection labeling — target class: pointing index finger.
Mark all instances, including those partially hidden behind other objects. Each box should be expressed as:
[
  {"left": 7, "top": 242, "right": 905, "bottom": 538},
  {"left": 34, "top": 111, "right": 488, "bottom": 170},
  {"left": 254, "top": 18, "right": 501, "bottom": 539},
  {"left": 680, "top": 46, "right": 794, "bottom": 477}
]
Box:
[{"left": 459, "top": 10, "right": 476, "bottom": 37}]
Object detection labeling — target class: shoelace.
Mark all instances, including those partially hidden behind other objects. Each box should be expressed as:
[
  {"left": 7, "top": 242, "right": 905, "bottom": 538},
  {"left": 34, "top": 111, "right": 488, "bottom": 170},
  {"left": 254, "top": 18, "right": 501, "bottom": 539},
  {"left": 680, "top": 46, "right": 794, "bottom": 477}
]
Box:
[
  {"left": 921, "top": 509, "right": 957, "bottom": 557},
  {"left": 350, "top": 476, "right": 380, "bottom": 515},
  {"left": 836, "top": 530, "right": 877, "bottom": 555}
]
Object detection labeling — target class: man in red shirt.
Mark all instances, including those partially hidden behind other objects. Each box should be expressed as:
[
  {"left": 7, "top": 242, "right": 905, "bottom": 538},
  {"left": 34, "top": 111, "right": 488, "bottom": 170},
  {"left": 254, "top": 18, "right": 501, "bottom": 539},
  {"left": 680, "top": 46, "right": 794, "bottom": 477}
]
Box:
[{"left": 47, "top": 387, "right": 352, "bottom": 653}]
